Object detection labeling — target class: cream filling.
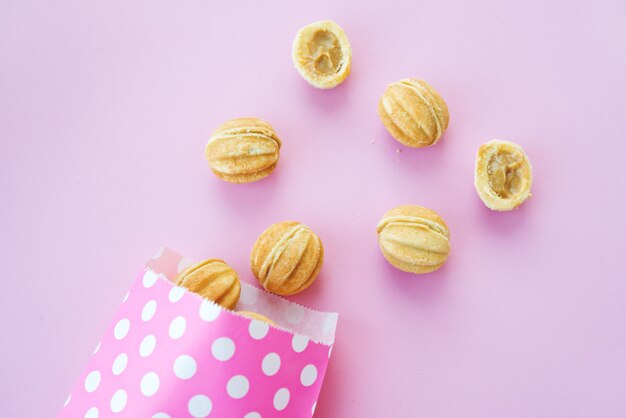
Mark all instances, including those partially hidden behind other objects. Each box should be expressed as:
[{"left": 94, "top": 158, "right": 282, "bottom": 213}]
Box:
[
  {"left": 376, "top": 215, "right": 449, "bottom": 238},
  {"left": 257, "top": 225, "right": 308, "bottom": 286},
  {"left": 487, "top": 151, "right": 525, "bottom": 198},
  {"left": 306, "top": 29, "right": 343, "bottom": 75},
  {"left": 206, "top": 131, "right": 281, "bottom": 150},
  {"left": 398, "top": 79, "right": 442, "bottom": 139}
]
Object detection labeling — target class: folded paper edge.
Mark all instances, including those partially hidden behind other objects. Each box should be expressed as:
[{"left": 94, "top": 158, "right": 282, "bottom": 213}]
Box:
[{"left": 145, "top": 246, "right": 338, "bottom": 345}]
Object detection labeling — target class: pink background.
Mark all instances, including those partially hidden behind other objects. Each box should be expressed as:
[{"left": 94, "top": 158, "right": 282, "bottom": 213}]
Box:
[{"left": 1, "top": 0, "right": 625, "bottom": 417}]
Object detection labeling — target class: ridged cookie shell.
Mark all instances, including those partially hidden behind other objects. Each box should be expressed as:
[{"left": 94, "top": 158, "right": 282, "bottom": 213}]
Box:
[{"left": 250, "top": 221, "right": 324, "bottom": 295}]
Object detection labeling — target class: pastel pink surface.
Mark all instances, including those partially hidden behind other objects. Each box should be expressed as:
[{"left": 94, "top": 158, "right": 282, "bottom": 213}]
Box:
[{"left": 1, "top": 1, "right": 626, "bottom": 417}]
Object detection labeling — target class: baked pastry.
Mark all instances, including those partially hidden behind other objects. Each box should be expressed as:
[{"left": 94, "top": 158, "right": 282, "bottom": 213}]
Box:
[
  {"left": 376, "top": 205, "right": 450, "bottom": 274},
  {"left": 175, "top": 259, "right": 241, "bottom": 309},
  {"left": 205, "top": 118, "right": 281, "bottom": 183},
  {"left": 238, "top": 311, "right": 276, "bottom": 325},
  {"left": 250, "top": 221, "right": 324, "bottom": 295},
  {"left": 475, "top": 140, "right": 533, "bottom": 211},
  {"left": 292, "top": 20, "right": 352, "bottom": 89},
  {"left": 378, "top": 78, "right": 449, "bottom": 148}
]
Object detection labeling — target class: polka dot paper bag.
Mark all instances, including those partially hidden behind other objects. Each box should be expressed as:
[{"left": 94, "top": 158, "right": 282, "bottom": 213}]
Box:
[{"left": 59, "top": 247, "right": 338, "bottom": 418}]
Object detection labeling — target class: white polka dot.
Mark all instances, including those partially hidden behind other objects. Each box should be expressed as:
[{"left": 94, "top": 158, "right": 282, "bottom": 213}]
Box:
[
  {"left": 178, "top": 257, "right": 194, "bottom": 273},
  {"left": 92, "top": 342, "right": 101, "bottom": 355},
  {"left": 300, "top": 364, "right": 318, "bottom": 387},
  {"left": 139, "top": 334, "right": 157, "bottom": 358},
  {"left": 122, "top": 291, "right": 130, "bottom": 303},
  {"left": 273, "top": 388, "right": 290, "bottom": 411},
  {"left": 173, "top": 355, "right": 197, "bottom": 380},
  {"left": 63, "top": 394, "right": 71, "bottom": 407},
  {"left": 244, "top": 413, "right": 261, "bottom": 418},
  {"left": 151, "top": 247, "right": 164, "bottom": 259},
  {"left": 152, "top": 414, "right": 170, "bottom": 418},
  {"left": 112, "top": 353, "right": 128, "bottom": 375},
  {"left": 188, "top": 394, "right": 212, "bottom": 417},
  {"left": 312, "top": 401, "right": 317, "bottom": 415},
  {"left": 84, "top": 371, "right": 101, "bottom": 393},
  {"left": 113, "top": 318, "right": 130, "bottom": 340},
  {"left": 323, "top": 314, "right": 335, "bottom": 334},
  {"left": 248, "top": 320, "right": 269, "bottom": 340},
  {"left": 169, "top": 316, "right": 187, "bottom": 340},
  {"left": 140, "top": 372, "right": 160, "bottom": 397},
  {"left": 84, "top": 407, "right": 98, "bottom": 418},
  {"left": 226, "top": 375, "right": 249, "bottom": 399},
  {"left": 143, "top": 269, "right": 159, "bottom": 288},
  {"left": 262, "top": 352, "right": 281, "bottom": 376},
  {"left": 141, "top": 300, "right": 157, "bottom": 321},
  {"left": 239, "top": 287, "right": 258, "bottom": 305},
  {"left": 110, "top": 389, "right": 127, "bottom": 413},
  {"left": 291, "top": 334, "right": 309, "bottom": 353},
  {"left": 169, "top": 286, "right": 186, "bottom": 303},
  {"left": 284, "top": 304, "right": 305, "bottom": 324},
  {"left": 211, "top": 337, "right": 235, "bottom": 361},
  {"left": 199, "top": 300, "right": 221, "bottom": 322}
]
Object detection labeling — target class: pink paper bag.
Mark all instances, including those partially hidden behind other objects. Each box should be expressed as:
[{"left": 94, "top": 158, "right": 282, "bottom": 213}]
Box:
[{"left": 59, "top": 247, "right": 337, "bottom": 417}]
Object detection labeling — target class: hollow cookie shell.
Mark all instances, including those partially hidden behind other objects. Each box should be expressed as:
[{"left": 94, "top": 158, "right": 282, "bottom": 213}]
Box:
[
  {"left": 292, "top": 20, "right": 352, "bottom": 89},
  {"left": 376, "top": 205, "right": 450, "bottom": 274},
  {"left": 475, "top": 140, "right": 533, "bottom": 211},
  {"left": 205, "top": 118, "right": 281, "bottom": 183},
  {"left": 251, "top": 221, "right": 324, "bottom": 296},
  {"left": 175, "top": 259, "right": 241, "bottom": 309},
  {"left": 238, "top": 311, "right": 276, "bottom": 326},
  {"left": 378, "top": 78, "right": 449, "bottom": 148}
]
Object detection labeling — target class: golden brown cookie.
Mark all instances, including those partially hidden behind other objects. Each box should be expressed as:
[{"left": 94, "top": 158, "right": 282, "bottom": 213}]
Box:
[
  {"left": 378, "top": 78, "right": 449, "bottom": 148},
  {"left": 250, "top": 221, "right": 324, "bottom": 295},
  {"left": 475, "top": 140, "right": 533, "bottom": 211},
  {"left": 237, "top": 311, "right": 276, "bottom": 325},
  {"left": 205, "top": 117, "right": 281, "bottom": 183},
  {"left": 376, "top": 205, "right": 450, "bottom": 274},
  {"left": 175, "top": 259, "right": 241, "bottom": 309},
  {"left": 292, "top": 20, "right": 352, "bottom": 89}
]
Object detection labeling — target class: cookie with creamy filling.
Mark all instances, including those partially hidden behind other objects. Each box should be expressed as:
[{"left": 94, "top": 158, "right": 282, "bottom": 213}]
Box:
[
  {"left": 377, "top": 205, "right": 450, "bottom": 274},
  {"left": 378, "top": 78, "right": 449, "bottom": 147},
  {"left": 205, "top": 117, "right": 281, "bottom": 183},
  {"left": 475, "top": 140, "right": 533, "bottom": 211},
  {"left": 250, "top": 221, "right": 324, "bottom": 295},
  {"left": 292, "top": 20, "right": 352, "bottom": 89},
  {"left": 176, "top": 259, "right": 240, "bottom": 309}
]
